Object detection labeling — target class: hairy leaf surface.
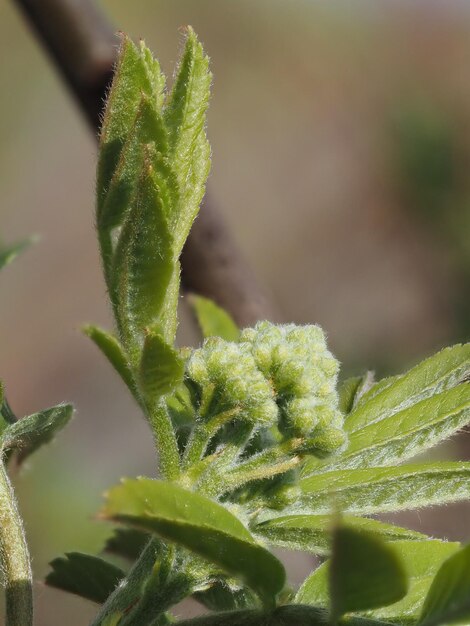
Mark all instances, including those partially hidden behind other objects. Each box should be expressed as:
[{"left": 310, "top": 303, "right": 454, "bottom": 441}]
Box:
[
  {"left": 1, "top": 404, "right": 72, "bottom": 462},
  {"left": 102, "top": 478, "right": 285, "bottom": 603},
  {"left": 329, "top": 526, "right": 407, "bottom": 619},
  {"left": 346, "top": 345, "right": 470, "bottom": 433},
  {"left": 45, "top": 553, "right": 124, "bottom": 604},
  {"left": 420, "top": 543, "right": 470, "bottom": 626},
  {"left": 189, "top": 295, "right": 239, "bottom": 341},
  {"left": 306, "top": 384, "right": 470, "bottom": 474},
  {"left": 254, "top": 515, "right": 425, "bottom": 555},
  {"left": 299, "top": 462, "right": 470, "bottom": 514}
]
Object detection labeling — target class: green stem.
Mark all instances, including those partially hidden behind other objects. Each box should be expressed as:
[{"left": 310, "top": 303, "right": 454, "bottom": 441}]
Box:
[
  {"left": 207, "top": 438, "right": 304, "bottom": 496},
  {"left": 0, "top": 460, "right": 33, "bottom": 626},
  {"left": 148, "top": 401, "right": 181, "bottom": 480},
  {"left": 196, "top": 423, "right": 254, "bottom": 496},
  {"left": 181, "top": 408, "right": 240, "bottom": 470},
  {"left": 91, "top": 539, "right": 160, "bottom": 626}
]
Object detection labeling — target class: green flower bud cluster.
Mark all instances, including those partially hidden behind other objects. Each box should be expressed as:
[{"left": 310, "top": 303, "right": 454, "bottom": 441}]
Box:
[
  {"left": 185, "top": 322, "right": 346, "bottom": 458},
  {"left": 240, "top": 322, "right": 346, "bottom": 453},
  {"left": 186, "top": 337, "right": 278, "bottom": 426}
]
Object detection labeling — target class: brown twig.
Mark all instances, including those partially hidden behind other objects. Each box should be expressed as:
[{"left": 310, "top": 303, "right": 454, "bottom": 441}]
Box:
[{"left": 12, "top": 0, "right": 275, "bottom": 326}]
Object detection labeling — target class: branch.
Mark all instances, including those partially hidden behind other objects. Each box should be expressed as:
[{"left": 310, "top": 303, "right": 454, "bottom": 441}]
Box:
[{"left": 12, "top": 0, "right": 276, "bottom": 327}]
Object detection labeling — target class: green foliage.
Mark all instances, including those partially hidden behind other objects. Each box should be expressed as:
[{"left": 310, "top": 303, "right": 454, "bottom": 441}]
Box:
[
  {"left": 254, "top": 515, "right": 425, "bottom": 556},
  {"left": 189, "top": 294, "right": 240, "bottom": 341},
  {"left": 0, "top": 237, "right": 34, "bottom": 271},
  {"left": 101, "top": 478, "right": 285, "bottom": 605},
  {"left": 298, "top": 540, "right": 460, "bottom": 624},
  {"left": 419, "top": 543, "right": 470, "bottom": 626},
  {"left": 328, "top": 525, "right": 408, "bottom": 620},
  {"left": 46, "top": 553, "right": 125, "bottom": 604},
  {"left": 19, "top": 24, "right": 470, "bottom": 626}
]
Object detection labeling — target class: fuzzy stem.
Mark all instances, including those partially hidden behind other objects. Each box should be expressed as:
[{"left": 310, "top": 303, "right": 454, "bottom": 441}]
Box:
[
  {"left": 181, "top": 408, "right": 240, "bottom": 470},
  {"left": 91, "top": 539, "right": 159, "bottom": 626},
  {"left": 0, "top": 460, "right": 33, "bottom": 626},
  {"left": 211, "top": 439, "right": 304, "bottom": 496},
  {"left": 196, "top": 423, "right": 254, "bottom": 496},
  {"left": 148, "top": 402, "right": 181, "bottom": 480}
]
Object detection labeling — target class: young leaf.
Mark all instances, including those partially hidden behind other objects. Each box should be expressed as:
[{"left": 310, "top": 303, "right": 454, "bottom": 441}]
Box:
[
  {"left": 346, "top": 344, "right": 470, "bottom": 433},
  {"left": 297, "top": 540, "right": 459, "bottom": 625},
  {"left": 103, "top": 528, "right": 149, "bottom": 562},
  {"left": 419, "top": 543, "right": 470, "bottom": 626},
  {"left": 163, "top": 27, "right": 212, "bottom": 253},
  {"left": 83, "top": 325, "right": 139, "bottom": 403},
  {"left": 45, "top": 553, "right": 124, "bottom": 604},
  {"left": 112, "top": 161, "right": 175, "bottom": 349},
  {"left": 98, "top": 94, "right": 170, "bottom": 236},
  {"left": 97, "top": 35, "right": 166, "bottom": 210},
  {"left": 1, "top": 404, "right": 72, "bottom": 462},
  {"left": 254, "top": 514, "right": 425, "bottom": 555},
  {"left": 101, "top": 478, "right": 285, "bottom": 604},
  {"left": 299, "top": 462, "right": 470, "bottom": 515},
  {"left": 0, "top": 238, "right": 34, "bottom": 271},
  {"left": 329, "top": 526, "right": 407, "bottom": 620},
  {"left": 139, "top": 328, "right": 184, "bottom": 402},
  {"left": 365, "top": 540, "right": 460, "bottom": 624},
  {"left": 309, "top": 383, "right": 470, "bottom": 473},
  {"left": 338, "top": 377, "right": 364, "bottom": 415},
  {"left": 189, "top": 294, "right": 240, "bottom": 342}
]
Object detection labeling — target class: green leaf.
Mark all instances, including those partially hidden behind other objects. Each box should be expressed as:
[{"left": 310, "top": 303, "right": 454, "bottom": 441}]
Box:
[
  {"left": 194, "top": 581, "right": 258, "bottom": 612},
  {"left": 1, "top": 404, "right": 72, "bottom": 462},
  {"left": 103, "top": 528, "right": 149, "bottom": 562},
  {"left": 101, "top": 478, "right": 285, "bottom": 604},
  {"left": 45, "top": 552, "right": 124, "bottom": 604},
  {"left": 346, "top": 345, "right": 470, "bottom": 434},
  {"left": 97, "top": 35, "right": 166, "bottom": 211},
  {"left": 98, "top": 94, "right": 170, "bottom": 236},
  {"left": 338, "top": 377, "right": 364, "bottom": 415},
  {"left": 308, "top": 383, "right": 470, "bottom": 473},
  {"left": 329, "top": 525, "right": 407, "bottom": 620},
  {"left": 298, "top": 540, "right": 459, "bottom": 625},
  {"left": 139, "top": 329, "right": 184, "bottom": 402},
  {"left": 112, "top": 159, "right": 175, "bottom": 349},
  {"left": 299, "top": 462, "right": 470, "bottom": 515},
  {"left": 0, "top": 238, "right": 34, "bottom": 271},
  {"left": 83, "top": 325, "right": 139, "bottom": 403},
  {"left": 163, "top": 26, "right": 212, "bottom": 253},
  {"left": 189, "top": 294, "right": 240, "bottom": 341},
  {"left": 254, "top": 515, "right": 425, "bottom": 555},
  {"left": 175, "top": 605, "right": 395, "bottom": 626},
  {"left": 419, "top": 543, "right": 470, "bottom": 626},
  {"left": 367, "top": 540, "right": 460, "bottom": 624}
]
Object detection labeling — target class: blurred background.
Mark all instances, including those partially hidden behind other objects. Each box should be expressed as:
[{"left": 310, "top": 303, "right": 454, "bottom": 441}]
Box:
[{"left": 1, "top": 0, "right": 470, "bottom": 623}]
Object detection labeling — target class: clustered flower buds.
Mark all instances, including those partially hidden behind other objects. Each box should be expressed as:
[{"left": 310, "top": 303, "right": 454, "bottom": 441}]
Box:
[
  {"left": 186, "top": 337, "right": 278, "bottom": 426},
  {"left": 185, "top": 322, "right": 346, "bottom": 458},
  {"left": 241, "top": 322, "right": 346, "bottom": 455}
]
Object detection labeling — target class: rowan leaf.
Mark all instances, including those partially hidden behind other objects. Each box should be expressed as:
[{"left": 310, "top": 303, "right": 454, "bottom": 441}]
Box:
[
  {"left": 45, "top": 553, "right": 124, "bottom": 604},
  {"left": 307, "top": 383, "right": 470, "bottom": 473},
  {"left": 346, "top": 345, "right": 470, "bottom": 433},
  {"left": 328, "top": 526, "right": 407, "bottom": 620},
  {"left": 83, "top": 325, "right": 139, "bottom": 403},
  {"left": 189, "top": 294, "right": 240, "bottom": 341},
  {"left": 101, "top": 478, "right": 285, "bottom": 604},
  {"left": 254, "top": 514, "right": 425, "bottom": 555},
  {"left": 420, "top": 543, "right": 470, "bottom": 626},
  {"left": 299, "top": 462, "right": 470, "bottom": 515},
  {"left": 1, "top": 404, "right": 72, "bottom": 463},
  {"left": 163, "top": 27, "right": 211, "bottom": 252},
  {"left": 139, "top": 328, "right": 184, "bottom": 401}
]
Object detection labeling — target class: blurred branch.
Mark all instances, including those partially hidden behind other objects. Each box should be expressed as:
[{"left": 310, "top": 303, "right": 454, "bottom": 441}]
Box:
[{"left": 12, "top": 0, "right": 275, "bottom": 326}]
